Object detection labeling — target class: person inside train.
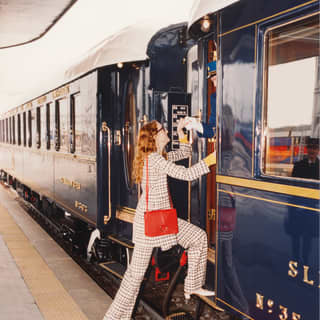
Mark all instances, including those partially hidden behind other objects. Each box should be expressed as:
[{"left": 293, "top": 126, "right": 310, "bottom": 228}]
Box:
[
  {"left": 292, "top": 137, "right": 320, "bottom": 180},
  {"left": 185, "top": 60, "right": 217, "bottom": 138},
  {"left": 103, "top": 118, "right": 216, "bottom": 320}
]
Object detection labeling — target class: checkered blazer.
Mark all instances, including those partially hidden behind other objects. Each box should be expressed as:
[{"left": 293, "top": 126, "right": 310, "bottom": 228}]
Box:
[{"left": 132, "top": 143, "right": 210, "bottom": 250}]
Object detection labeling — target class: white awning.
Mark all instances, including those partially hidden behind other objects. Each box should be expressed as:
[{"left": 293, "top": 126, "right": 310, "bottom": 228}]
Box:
[
  {"left": 188, "top": 0, "right": 239, "bottom": 37},
  {"left": 0, "top": 0, "right": 76, "bottom": 49},
  {"left": 65, "top": 22, "right": 166, "bottom": 81}
]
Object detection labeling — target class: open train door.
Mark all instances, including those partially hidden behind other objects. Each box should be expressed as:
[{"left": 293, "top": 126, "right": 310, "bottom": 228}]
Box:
[{"left": 187, "top": 40, "right": 217, "bottom": 266}]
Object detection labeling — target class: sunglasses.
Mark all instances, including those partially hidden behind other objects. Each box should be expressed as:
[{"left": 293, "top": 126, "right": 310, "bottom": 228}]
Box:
[{"left": 156, "top": 126, "right": 165, "bottom": 134}]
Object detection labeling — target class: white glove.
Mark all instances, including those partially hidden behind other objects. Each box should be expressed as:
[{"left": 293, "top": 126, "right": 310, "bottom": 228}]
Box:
[{"left": 185, "top": 117, "right": 203, "bottom": 134}]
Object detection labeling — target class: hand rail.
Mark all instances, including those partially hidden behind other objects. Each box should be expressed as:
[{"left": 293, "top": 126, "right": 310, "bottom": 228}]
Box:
[{"left": 103, "top": 122, "right": 112, "bottom": 224}]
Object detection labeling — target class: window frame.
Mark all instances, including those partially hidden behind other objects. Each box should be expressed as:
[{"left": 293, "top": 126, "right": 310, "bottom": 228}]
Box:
[
  {"left": 23, "top": 112, "right": 27, "bottom": 147},
  {"left": 36, "top": 106, "right": 41, "bottom": 149},
  {"left": 28, "top": 110, "right": 32, "bottom": 148},
  {"left": 70, "top": 93, "right": 78, "bottom": 154},
  {"left": 17, "top": 114, "right": 21, "bottom": 146},
  {"left": 55, "top": 100, "right": 60, "bottom": 151},
  {"left": 260, "top": 12, "right": 319, "bottom": 181},
  {"left": 46, "top": 103, "right": 51, "bottom": 150}
]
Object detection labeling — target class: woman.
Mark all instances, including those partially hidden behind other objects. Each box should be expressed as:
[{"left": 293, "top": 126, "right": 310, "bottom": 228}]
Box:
[{"left": 103, "top": 119, "right": 216, "bottom": 320}]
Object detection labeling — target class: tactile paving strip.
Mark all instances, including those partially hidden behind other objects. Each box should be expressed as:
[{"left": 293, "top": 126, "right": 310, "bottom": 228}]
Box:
[{"left": 0, "top": 204, "right": 88, "bottom": 320}]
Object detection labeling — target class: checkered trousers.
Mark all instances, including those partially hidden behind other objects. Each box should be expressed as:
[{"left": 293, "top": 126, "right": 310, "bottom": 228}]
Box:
[
  {"left": 103, "top": 219, "right": 208, "bottom": 320},
  {"left": 133, "top": 143, "right": 210, "bottom": 251}
]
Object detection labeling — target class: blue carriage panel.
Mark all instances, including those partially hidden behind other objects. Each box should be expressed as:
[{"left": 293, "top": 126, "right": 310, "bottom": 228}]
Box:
[{"left": 216, "top": 185, "right": 319, "bottom": 320}]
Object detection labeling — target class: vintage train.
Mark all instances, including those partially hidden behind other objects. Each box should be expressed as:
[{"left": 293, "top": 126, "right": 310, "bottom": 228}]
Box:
[{"left": 0, "top": 0, "right": 319, "bottom": 319}]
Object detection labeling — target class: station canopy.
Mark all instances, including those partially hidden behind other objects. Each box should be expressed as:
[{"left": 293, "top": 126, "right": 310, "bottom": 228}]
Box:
[{"left": 0, "top": 0, "right": 77, "bottom": 49}]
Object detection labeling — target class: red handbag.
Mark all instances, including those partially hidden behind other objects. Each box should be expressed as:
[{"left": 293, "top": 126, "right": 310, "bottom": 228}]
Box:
[{"left": 144, "top": 157, "right": 179, "bottom": 237}]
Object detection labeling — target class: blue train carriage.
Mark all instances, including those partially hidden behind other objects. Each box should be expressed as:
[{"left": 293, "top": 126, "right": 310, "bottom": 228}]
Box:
[
  {"left": 188, "top": 0, "right": 319, "bottom": 319},
  {"left": 0, "top": 21, "right": 201, "bottom": 275},
  {"left": 0, "top": 74, "right": 98, "bottom": 226}
]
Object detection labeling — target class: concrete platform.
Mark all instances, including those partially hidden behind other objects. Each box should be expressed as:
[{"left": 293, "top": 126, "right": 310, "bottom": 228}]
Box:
[{"left": 0, "top": 184, "right": 112, "bottom": 320}]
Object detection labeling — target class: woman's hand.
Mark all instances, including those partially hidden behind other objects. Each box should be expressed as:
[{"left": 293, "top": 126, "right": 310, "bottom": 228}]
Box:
[
  {"left": 177, "top": 118, "right": 187, "bottom": 141},
  {"left": 203, "top": 151, "right": 216, "bottom": 167}
]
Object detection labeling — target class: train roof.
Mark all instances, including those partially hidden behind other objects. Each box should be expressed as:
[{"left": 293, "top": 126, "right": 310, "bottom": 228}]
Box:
[
  {"left": 188, "top": 0, "right": 239, "bottom": 38},
  {"left": 65, "top": 21, "right": 170, "bottom": 81}
]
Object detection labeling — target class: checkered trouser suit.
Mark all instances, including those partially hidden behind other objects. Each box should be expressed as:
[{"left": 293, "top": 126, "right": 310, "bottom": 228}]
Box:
[
  {"left": 103, "top": 219, "right": 208, "bottom": 320},
  {"left": 103, "top": 144, "right": 210, "bottom": 320}
]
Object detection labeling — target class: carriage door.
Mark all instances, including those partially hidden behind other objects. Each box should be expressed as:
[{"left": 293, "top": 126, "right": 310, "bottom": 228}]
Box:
[
  {"left": 206, "top": 40, "right": 217, "bottom": 247},
  {"left": 187, "top": 41, "right": 217, "bottom": 253},
  {"left": 114, "top": 66, "right": 147, "bottom": 237}
]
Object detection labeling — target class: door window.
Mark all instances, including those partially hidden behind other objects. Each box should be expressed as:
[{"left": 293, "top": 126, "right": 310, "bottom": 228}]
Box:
[{"left": 124, "top": 81, "right": 138, "bottom": 188}]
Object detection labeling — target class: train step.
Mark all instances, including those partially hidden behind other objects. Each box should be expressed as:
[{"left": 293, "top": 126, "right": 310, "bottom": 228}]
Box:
[
  {"left": 107, "top": 234, "right": 134, "bottom": 249},
  {"left": 99, "top": 261, "right": 126, "bottom": 279}
]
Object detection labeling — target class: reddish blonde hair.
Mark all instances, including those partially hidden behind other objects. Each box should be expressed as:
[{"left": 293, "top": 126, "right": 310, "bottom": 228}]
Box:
[{"left": 132, "top": 121, "right": 158, "bottom": 184}]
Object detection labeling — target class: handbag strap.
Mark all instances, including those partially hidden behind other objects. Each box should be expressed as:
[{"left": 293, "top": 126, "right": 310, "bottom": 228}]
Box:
[
  {"left": 145, "top": 156, "right": 173, "bottom": 213},
  {"left": 146, "top": 157, "right": 149, "bottom": 213}
]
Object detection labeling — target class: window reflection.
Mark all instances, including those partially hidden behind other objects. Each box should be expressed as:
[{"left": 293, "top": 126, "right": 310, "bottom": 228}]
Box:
[
  {"left": 124, "top": 81, "right": 137, "bottom": 188},
  {"left": 263, "top": 15, "right": 319, "bottom": 179}
]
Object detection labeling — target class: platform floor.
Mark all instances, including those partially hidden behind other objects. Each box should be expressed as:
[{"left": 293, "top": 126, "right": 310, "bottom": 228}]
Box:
[{"left": 0, "top": 184, "right": 112, "bottom": 320}]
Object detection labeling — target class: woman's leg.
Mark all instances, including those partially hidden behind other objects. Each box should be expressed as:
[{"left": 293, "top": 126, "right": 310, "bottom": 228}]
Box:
[
  {"left": 103, "top": 245, "right": 153, "bottom": 320},
  {"left": 177, "top": 219, "right": 208, "bottom": 293}
]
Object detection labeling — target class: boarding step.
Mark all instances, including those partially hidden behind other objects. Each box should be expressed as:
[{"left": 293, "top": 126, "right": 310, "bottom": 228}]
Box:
[
  {"left": 99, "top": 261, "right": 126, "bottom": 279},
  {"left": 107, "top": 234, "right": 134, "bottom": 249},
  {"left": 197, "top": 295, "right": 224, "bottom": 312}
]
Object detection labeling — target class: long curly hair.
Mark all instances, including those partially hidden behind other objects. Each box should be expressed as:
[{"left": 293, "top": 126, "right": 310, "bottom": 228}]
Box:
[{"left": 132, "top": 120, "right": 158, "bottom": 184}]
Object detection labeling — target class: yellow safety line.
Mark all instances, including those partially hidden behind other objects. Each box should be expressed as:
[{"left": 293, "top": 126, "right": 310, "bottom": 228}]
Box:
[{"left": 0, "top": 204, "right": 88, "bottom": 320}]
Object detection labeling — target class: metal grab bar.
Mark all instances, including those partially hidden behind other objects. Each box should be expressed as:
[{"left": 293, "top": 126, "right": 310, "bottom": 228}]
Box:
[{"left": 103, "top": 122, "right": 112, "bottom": 224}]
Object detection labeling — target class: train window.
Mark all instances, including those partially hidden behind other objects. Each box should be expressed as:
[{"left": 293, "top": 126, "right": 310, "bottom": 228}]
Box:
[
  {"left": 6, "top": 118, "right": 8, "bottom": 144},
  {"left": 262, "top": 14, "right": 320, "bottom": 180},
  {"left": 28, "top": 110, "right": 32, "bottom": 147},
  {"left": 70, "top": 94, "right": 78, "bottom": 153},
  {"left": 58, "top": 98, "right": 69, "bottom": 152},
  {"left": 12, "top": 116, "right": 16, "bottom": 145},
  {"left": 23, "top": 112, "right": 26, "bottom": 147},
  {"left": 1, "top": 120, "right": 3, "bottom": 143},
  {"left": 36, "top": 107, "right": 41, "bottom": 149},
  {"left": 55, "top": 100, "right": 60, "bottom": 151},
  {"left": 124, "top": 81, "right": 138, "bottom": 188},
  {"left": 9, "top": 117, "right": 12, "bottom": 144},
  {"left": 74, "top": 94, "right": 95, "bottom": 156},
  {"left": 46, "top": 103, "right": 51, "bottom": 150},
  {"left": 17, "top": 114, "right": 21, "bottom": 146}
]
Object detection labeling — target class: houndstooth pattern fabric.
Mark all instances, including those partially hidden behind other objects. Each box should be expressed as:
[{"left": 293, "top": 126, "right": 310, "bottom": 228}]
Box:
[
  {"left": 103, "top": 143, "right": 210, "bottom": 320},
  {"left": 103, "top": 245, "right": 153, "bottom": 320},
  {"left": 133, "top": 143, "right": 210, "bottom": 251},
  {"left": 103, "top": 219, "right": 208, "bottom": 320}
]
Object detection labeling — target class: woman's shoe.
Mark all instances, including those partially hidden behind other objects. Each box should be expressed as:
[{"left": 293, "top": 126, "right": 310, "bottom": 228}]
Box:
[{"left": 184, "top": 288, "right": 215, "bottom": 300}]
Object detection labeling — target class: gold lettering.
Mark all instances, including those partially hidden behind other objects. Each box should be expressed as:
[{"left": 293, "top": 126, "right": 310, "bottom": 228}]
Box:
[
  {"left": 74, "top": 200, "right": 88, "bottom": 213},
  {"left": 25, "top": 102, "right": 32, "bottom": 109},
  {"left": 60, "top": 177, "right": 81, "bottom": 190},
  {"left": 292, "top": 312, "right": 301, "bottom": 320},
  {"left": 303, "top": 266, "right": 314, "bottom": 286},
  {"left": 256, "top": 293, "right": 264, "bottom": 310},
  {"left": 37, "top": 96, "right": 47, "bottom": 104},
  {"left": 288, "top": 261, "right": 298, "bottom": 278},
  {"left": 267, "top": 299, "right": 274, "bottom": 314},
  {"left": 52, "top": 85, "right": 69, "bottom": 99},
  {"left": 279, "top": 305, "right": 288, "bottom": 320}
]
